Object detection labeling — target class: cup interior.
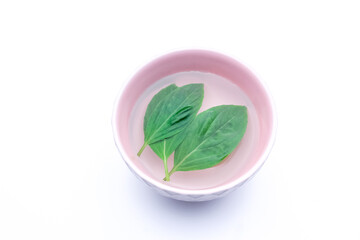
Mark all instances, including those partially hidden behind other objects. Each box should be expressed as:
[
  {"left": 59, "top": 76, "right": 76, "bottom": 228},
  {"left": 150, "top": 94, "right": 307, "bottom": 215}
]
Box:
[{"left": 113, "top": 50, "right": 275, "bottom": 194}]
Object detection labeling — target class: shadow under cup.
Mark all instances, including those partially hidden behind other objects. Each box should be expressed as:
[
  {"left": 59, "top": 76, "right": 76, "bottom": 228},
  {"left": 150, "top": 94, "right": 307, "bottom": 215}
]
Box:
[{"left": 113, "top": 50, "right": 276, "bottom": 201}]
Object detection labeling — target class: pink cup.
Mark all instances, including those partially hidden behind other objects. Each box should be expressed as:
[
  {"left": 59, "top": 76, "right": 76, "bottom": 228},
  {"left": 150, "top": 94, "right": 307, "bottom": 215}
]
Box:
[{"left": 112, "top": 50, "right": 276, "bottom": 201}]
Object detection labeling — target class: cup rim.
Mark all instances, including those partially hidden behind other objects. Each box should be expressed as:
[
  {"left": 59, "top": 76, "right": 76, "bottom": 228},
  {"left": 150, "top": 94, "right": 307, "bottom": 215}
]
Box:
[{"left": 112, "top": 49, "right": 277, "bottom": 196}]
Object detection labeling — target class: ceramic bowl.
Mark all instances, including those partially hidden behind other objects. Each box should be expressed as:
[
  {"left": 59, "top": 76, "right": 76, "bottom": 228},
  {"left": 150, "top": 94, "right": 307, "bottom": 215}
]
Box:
[{"left": 112, "top": 49, "right": 276, "bottom": 202}]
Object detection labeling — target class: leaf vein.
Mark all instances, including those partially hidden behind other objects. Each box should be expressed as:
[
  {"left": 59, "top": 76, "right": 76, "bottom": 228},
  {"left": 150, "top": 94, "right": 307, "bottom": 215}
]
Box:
[
  {"left": 148, "top": 90, "right": 198, "bottom": 142},
  {"left": 173, "top": 115, "right": 237, "bottom": 172}
]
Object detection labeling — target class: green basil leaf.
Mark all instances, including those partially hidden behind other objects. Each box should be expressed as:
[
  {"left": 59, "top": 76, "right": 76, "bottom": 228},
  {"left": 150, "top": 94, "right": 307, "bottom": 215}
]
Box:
[
  {"left": 137, "top": 84, "right": 204, "bottom": 156},
  {"left": 144, "top": 84, "right": 178, "bottom": 134},
  {"left": 150, "top": 129, "right": 187, "bottom": 161},
  {"left": 149, "top": 128, "right": 188, "bottom": 181},
  {"left": 168, "top": 105, "right": 248, "bottom": 177}
]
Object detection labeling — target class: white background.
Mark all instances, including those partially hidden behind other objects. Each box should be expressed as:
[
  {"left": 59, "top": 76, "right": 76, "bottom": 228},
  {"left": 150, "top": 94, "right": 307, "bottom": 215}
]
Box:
[{"left": 1, "top": 1, "right": 359, "bottom": 239}]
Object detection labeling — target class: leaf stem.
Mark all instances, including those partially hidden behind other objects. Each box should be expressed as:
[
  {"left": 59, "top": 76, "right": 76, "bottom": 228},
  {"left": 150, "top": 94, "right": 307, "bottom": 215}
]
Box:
[
  {"left": 169, "top": 168, "right": 176, "bottom": 176},
  {"left": 163, "top": 167, "right": 176, "bottom": 181},
  {"left": 137, "top": 142, "right": 147, "bottom": 156},
  {"left": 163, "top": 159, "right": 170, "bottom": 181}
]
